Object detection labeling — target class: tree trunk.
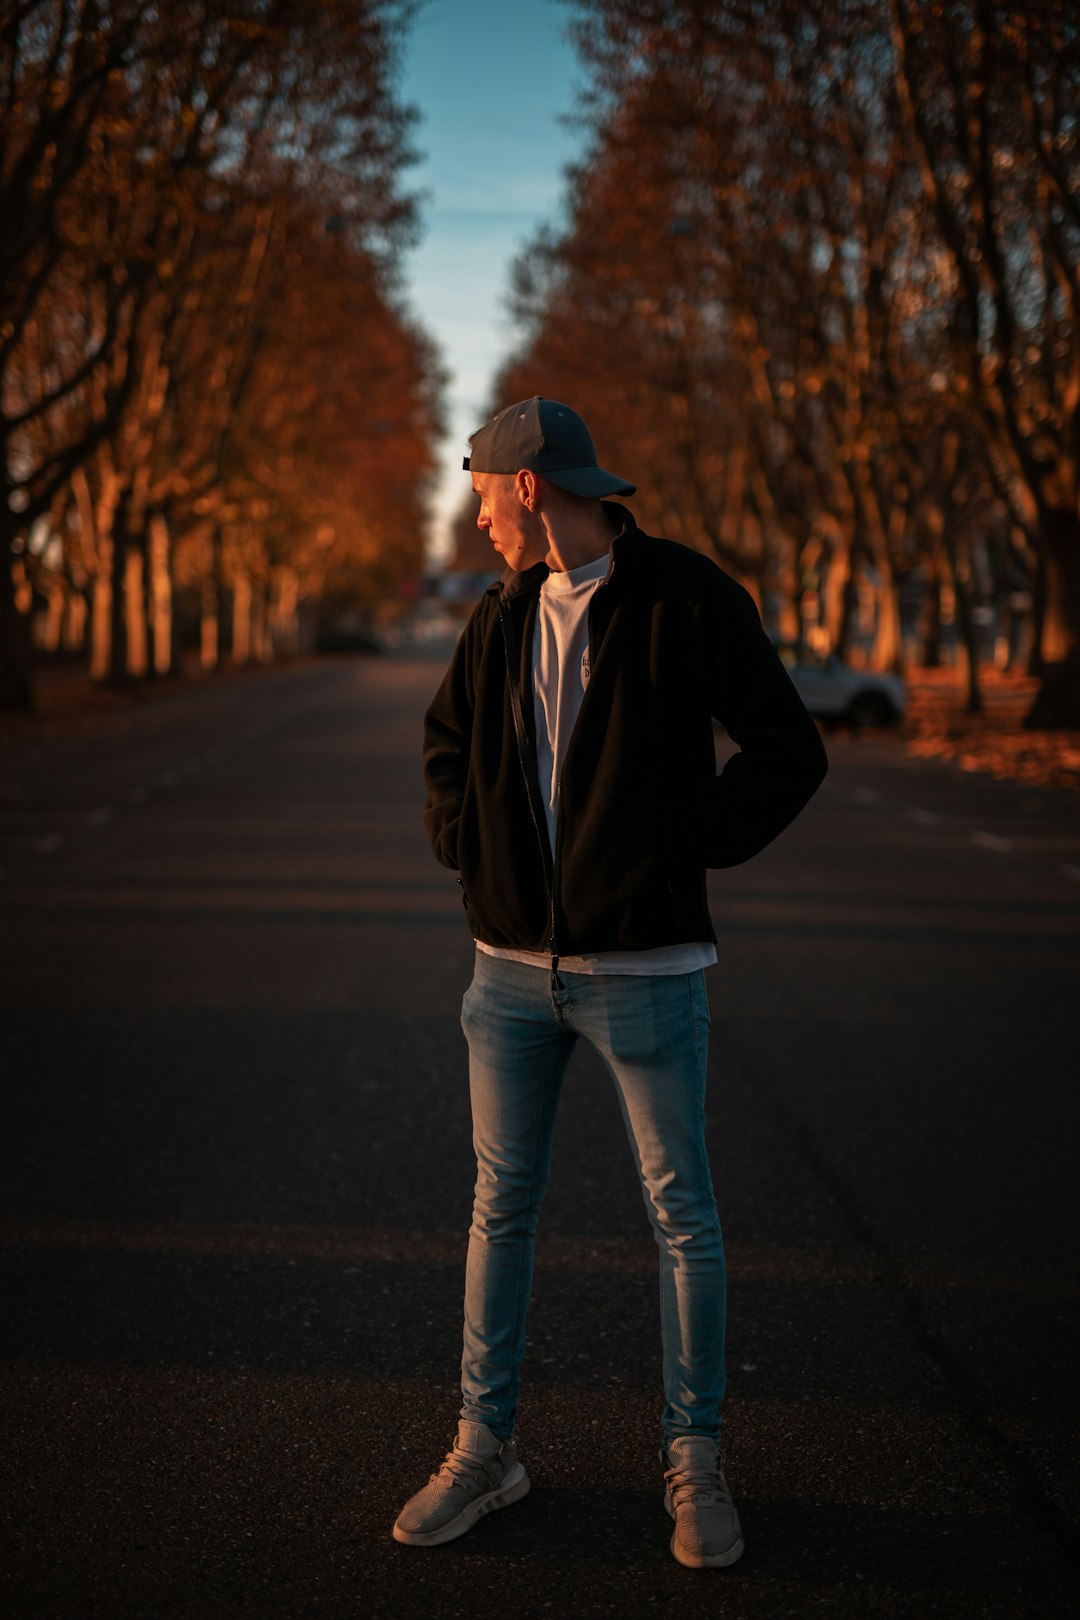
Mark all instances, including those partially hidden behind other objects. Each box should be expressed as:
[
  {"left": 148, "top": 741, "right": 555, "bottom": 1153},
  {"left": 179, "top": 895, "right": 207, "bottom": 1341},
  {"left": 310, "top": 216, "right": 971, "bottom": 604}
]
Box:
[
  {"left": 0, "top": 521, "right": 34, "bottom": 711},
  {"left": 148, "top": 512, "right": 174, "bottom": 675},
  {"left": 1001, "top": 589, "right": 1027, "bottom": 674},
  {"left": 1024, "top": 516, "right": 1080, "bottom": 729},
  {"left": 920, "top": 571, "right": 942, "bottom": 668},
  {"left": 835, "top": 570, "right": 860, "bottom": 661},
  {"left": 200, "top": 525, "right": 224, "bottom": 671},
  {"left": 201, "top": 579, "right": 219, "bottom": 670},
  {"left": 954, "top": 579, "right": 983, "bottom": 715},
  {"left": 871, "top": 570, "right": 904, "bottom": 673},
  {"left": 252, "top": 585, "right": 271, "bottom": 663},
  {"left": 41, "top": 581, "right": 65, "bottom": 652},
  {"left": 1043, "top": 528, "right": 1079, "bottom": 663},
  {"left": 64, "top": 589, "right": 88, "bottom": 653},
  {"left": 90, "top": 463, "right": 123, "bottom": 685},
  {"left": 124, "top": 538, "right": 148, "bottom": 678},
  {"left": 90, "top": 543, "right": 112, "bottom": 683},
  {"left": 777, "top": 585, "right": 800, "bottom": 644},
  {"left": 107, "top": 512, "right": 131, "bottom": 686},
  {"left": 271, "top": 566, "right": 299, "bottom": 656},
  {"left": 821, "top": 535, "right": 851, "bottom": 655},
  {"left": 232, "top": 569, "right": 252, "bottom": 665}
]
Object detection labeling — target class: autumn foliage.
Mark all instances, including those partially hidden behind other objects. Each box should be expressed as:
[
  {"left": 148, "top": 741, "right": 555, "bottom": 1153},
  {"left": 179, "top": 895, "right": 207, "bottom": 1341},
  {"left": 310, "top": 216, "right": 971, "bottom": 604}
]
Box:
[
  {"left": 485, "top": 0, "right": 1079, "bottom": 729},
  {"left": 1, "top": 0, "right": 443, "bottom": 709}
]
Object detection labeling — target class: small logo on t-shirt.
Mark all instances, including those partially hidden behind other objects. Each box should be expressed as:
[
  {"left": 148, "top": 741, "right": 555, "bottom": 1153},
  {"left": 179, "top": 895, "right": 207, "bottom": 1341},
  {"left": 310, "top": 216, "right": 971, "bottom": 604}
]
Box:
[{"left": 581, "top": 647, "right": 590, "bottom": 688}]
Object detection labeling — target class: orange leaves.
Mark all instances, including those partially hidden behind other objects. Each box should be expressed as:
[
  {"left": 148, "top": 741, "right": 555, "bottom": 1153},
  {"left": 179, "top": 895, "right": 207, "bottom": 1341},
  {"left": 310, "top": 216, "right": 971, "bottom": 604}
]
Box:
[
  {"left": 905, "top": 667, "right": 1080, "bottom": 792},
  {"left": 1, "top": 1, "right": 442, "bottom": 703},
  {"left": 489, "top": 0, "right": 1079, "bottom": 720}
]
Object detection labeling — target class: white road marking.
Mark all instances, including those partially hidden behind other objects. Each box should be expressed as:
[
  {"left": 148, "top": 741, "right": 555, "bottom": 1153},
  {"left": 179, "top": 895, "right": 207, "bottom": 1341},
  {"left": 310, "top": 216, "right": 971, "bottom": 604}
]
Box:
[
  {"left": 906, "top": 806, "right": 939, "bottom": 825},
  {"left": 971, "top": 830, "right": 1014, "bottom": 853},
  {"left": 34, "top": 833, "right": 64, "bottom": 854}
]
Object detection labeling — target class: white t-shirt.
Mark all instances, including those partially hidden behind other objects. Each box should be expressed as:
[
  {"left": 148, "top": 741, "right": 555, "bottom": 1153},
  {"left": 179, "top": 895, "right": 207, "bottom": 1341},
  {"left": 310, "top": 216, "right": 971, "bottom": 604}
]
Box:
[{"left": 478, "top": 552, "right": 716, "bottom": 977}]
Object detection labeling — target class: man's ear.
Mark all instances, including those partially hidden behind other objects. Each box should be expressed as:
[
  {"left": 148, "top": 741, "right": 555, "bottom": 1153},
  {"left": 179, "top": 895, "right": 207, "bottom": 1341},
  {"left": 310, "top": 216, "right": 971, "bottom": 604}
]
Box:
[{"left": 516, "top": 469, "right": 540, "bottom": 510}]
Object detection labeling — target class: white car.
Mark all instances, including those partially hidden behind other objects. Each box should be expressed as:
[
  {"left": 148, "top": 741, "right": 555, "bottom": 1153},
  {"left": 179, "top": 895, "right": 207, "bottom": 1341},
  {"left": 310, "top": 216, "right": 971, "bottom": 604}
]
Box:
[{"left": 775, "top": 644, "right": 906, "bottom": 728}]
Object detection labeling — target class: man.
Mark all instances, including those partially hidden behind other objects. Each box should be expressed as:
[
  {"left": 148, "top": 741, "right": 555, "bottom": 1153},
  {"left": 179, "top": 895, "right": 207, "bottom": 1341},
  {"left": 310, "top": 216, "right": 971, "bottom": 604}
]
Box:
[{"left": 393, "top": 397, "right": 827, "bottom": 1568}]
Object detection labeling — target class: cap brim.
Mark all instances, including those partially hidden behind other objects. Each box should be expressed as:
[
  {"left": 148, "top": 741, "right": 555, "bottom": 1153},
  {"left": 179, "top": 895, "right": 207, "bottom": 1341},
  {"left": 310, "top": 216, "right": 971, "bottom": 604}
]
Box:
[{"left": 543, "top": 466, "right": 636, "bottom": 498}]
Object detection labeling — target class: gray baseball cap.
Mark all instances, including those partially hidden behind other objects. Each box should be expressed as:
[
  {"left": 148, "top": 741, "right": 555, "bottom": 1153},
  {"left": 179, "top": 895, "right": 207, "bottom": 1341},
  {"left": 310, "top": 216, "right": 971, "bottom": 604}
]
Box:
[{"left": 463, "top": 397, "right": 636, "bottom": 498}]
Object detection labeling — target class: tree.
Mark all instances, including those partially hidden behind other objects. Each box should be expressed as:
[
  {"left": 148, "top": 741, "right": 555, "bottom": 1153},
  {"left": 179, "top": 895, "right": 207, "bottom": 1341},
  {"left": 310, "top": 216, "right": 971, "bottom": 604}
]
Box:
[
  {"left": 492, "top": 0, "right": 1075, "bottom": 718},
  {"left": 1, "top": 0, "right": 440, "bottom": 707},
  {"left": 884, "top": 0, "right": 1080, "bottom": 723}
]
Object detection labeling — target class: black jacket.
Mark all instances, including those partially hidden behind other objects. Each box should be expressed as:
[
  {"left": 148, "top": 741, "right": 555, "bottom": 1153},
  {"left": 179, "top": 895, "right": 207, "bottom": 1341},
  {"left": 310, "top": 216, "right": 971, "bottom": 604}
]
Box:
[{"left": 423, "top": 507, "right": 828, "bottom": 955}]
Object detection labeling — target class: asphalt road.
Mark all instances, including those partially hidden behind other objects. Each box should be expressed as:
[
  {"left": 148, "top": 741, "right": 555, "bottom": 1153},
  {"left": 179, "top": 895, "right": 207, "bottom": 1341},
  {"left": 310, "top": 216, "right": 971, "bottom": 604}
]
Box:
[{"left": 2, "top": 651, "right": 1078, "bottom": 1619}]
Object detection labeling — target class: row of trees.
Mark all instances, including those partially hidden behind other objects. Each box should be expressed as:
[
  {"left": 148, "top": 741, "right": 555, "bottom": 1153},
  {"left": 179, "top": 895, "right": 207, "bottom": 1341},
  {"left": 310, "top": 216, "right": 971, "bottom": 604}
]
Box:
[
  {"left": 467, "top": 0, "right": 1078, "bottom": 723},
  {"left": 1, "top": 0, "right": 443, "bottom": 710}
]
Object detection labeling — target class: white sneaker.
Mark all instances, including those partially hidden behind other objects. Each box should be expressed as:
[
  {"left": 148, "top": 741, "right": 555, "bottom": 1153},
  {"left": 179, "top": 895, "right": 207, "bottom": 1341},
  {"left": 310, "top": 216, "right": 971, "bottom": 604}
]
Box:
[
  {"left": 393, "top": 1420, "right": 530, "bottom": 1547},
  {"left": 663, "top": 1436, "right": 744, "bottom": 1568}
]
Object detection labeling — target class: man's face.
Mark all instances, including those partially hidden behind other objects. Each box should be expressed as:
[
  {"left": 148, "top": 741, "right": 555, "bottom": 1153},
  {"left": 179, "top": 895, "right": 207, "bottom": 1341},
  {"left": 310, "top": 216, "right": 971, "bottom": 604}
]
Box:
[{"left": 473, "top": 473, "right": 547, "bottom": 572}]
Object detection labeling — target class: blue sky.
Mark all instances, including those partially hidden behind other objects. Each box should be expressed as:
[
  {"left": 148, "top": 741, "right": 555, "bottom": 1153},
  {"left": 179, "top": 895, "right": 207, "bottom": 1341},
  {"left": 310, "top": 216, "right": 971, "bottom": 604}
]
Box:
[{"left": 398, "top": 0, "right": 586, "bottom": 561}]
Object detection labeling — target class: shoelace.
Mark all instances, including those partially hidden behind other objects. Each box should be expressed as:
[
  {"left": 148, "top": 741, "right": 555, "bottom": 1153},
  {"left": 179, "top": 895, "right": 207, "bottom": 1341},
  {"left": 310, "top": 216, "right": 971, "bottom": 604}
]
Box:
[
  {"left": 431, "top": 1439, "right": 497, "bottom": 1493},
  {"left": 664, "top": 1452, "right": 733, "bottom": 1509}
]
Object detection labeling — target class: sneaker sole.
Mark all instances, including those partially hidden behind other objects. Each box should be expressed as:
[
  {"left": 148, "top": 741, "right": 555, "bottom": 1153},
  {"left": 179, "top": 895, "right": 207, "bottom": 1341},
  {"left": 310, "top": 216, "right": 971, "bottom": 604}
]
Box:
[
  {"left": 665, "top": 1489, "right": 745, "bottom": 1568},
  {"left": 668, "top": 1529, "right": 745, "bottom": 1569},
  {"left": 392, "top": 1465, "right": 531, "bottom": 1547}
]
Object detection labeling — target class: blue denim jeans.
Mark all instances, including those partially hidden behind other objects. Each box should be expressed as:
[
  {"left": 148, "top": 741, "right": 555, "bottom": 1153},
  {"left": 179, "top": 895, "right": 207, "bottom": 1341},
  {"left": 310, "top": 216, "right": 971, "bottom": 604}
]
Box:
[{"left": 459, "top": 950, "right": 727, "bottom": 1443}]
